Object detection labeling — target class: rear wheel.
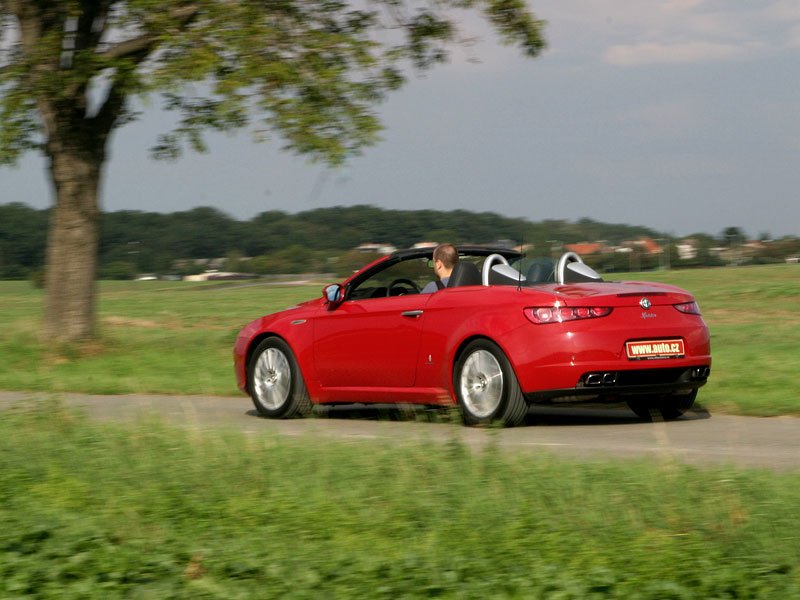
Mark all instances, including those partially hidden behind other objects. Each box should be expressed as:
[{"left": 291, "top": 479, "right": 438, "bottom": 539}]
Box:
[
  {"left": 627, "top": 390, "right": 697, "bottom": 421},
  {"left": 454, "top": 340, "right": 528, "bottom": 427},
  {"left": 248, "top": 337, "right": 312, "bottom": 419}
]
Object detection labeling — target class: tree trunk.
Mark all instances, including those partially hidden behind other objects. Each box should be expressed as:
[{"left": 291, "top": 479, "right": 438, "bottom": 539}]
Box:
[{"left": 42, "top": 149, "right": 103, "bottom": 344}]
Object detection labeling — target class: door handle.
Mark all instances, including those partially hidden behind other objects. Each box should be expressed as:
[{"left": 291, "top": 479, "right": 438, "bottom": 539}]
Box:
[{"left": 401, "top": 310, "right": 424, "bottom": 317}]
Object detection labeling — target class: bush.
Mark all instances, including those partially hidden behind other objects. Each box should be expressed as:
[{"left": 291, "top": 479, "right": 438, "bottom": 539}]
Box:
[{"left": 99, "top": 261, "right": 137, "bottom": 280}]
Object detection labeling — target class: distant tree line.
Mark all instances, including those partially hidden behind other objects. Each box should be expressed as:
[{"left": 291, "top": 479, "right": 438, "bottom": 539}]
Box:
[{"left": 1, "top": 202, "right": 798, "bottom": 280}]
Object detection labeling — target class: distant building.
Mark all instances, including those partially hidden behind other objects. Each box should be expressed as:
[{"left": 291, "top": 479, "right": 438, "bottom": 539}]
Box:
[
  {"left": 639, "top": 238, "right": 662, "bottom": 254},
  {"left": 743, "top": 240, "right": 766, "bottom": 252},
  {"left": 184, "top": 271, "right": 257, "bottom": 282},
  {"left": 172, "top": 257, "right": 227, "bottom": 271},
  {"left": 356, "top": 243, "right": 397, "bottom": 254},
  {"left": 617, "top": 238, "right": 662, "bottom": 255},
  {"left": 564, "top": 242, "right": 605, "bottom": 255},
  {"left": 676, "top": 239, "right": 698, "bottom": 260}
]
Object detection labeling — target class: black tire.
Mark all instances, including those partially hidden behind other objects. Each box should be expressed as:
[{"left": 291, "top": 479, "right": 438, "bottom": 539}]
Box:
[
  {"left": 453, "top": 339, "right": 528, "bottom": 427},
  {"left": 247, "top": 337, "right": 312, "bottom": 419},
  {"left": 627, "top": 390, "right": 697, "bottom": 422}
]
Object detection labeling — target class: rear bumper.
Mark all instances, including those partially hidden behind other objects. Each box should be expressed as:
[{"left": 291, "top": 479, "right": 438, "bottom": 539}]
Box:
[{"left": 525, "top": 365, "right": 710, "bottom": 403}]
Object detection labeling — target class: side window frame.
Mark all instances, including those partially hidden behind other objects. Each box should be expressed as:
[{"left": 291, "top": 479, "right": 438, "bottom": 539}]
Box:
[{"left": 347, "top": 257, "right": 431, "bottom": 301}]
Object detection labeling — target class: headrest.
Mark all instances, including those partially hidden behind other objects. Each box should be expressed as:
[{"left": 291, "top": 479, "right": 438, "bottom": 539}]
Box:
[{"left": 447, "top": 260, "right": 482, "bottom": 287}]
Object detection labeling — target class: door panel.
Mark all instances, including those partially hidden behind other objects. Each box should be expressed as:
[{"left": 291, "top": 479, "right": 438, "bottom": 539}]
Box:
[{"left": 314, "top": 295, "right": 429, "bottom": 388}]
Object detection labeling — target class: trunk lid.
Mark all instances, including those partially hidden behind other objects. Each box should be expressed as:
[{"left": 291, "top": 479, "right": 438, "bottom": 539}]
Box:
[{"left": 540, "top": 281, "right": 695, "bottom": 308}]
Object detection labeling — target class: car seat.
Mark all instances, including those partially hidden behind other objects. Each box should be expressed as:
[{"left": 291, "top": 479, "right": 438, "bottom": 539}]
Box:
[
  {"left": 447, "top": 261, "right": 482, "bottom": 287},
  {"left": 525, "top": 258, "right": 556, "bottom": 283}
]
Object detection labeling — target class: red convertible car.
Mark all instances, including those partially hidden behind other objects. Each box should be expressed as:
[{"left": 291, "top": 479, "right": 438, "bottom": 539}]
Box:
[{"left": 234, "top": 247, "right": 711, "bottom": 426}]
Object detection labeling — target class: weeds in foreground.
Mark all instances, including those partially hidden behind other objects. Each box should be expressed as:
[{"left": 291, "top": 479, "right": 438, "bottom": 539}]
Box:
[{"left": 1, "top": 402, "right": 799, "bottom": 598}]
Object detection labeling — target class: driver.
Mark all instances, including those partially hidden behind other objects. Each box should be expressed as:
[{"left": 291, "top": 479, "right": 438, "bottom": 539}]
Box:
[{"left": 421, "top": 243, "right": 459, "bottom": 293}]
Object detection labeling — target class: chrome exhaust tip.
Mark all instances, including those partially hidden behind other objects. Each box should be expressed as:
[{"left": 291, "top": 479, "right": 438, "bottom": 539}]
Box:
[{"left": 584, "top": 372, "right": 617, "bottom": 387}]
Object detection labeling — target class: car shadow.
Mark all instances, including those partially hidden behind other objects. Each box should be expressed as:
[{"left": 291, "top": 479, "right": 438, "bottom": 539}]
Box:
[
  {"left": 246, "top": 402, "right": 711, "bottom": 426},
  {"left": 525, "top": 403, "right": 711, "bottom": 426}
]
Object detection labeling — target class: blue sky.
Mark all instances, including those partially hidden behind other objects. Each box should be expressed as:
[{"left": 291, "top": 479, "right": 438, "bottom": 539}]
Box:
[{"left": 2, "top": 0, "right": 799, "bottom": 239}]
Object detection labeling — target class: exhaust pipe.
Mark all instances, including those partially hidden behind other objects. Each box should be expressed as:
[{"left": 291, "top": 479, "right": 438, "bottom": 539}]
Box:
[
  {"left": 584, "top": 372, "right": 617, "bottom": 387},
  {"left": 586, "top": 373, "right": 603, "bottom": 386}
]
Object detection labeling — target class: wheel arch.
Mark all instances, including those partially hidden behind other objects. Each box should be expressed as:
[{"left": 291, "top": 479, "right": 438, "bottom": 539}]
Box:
[
  {"left": 452, "top": 334, "right": 491, "bottom": 369},
  {"left": 450, "top": 334, "right": 521, "bottom": 387}
]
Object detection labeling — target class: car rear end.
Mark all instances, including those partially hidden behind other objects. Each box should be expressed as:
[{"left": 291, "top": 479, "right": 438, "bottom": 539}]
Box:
[{"left": 509, "top": 282, "right": 711, "bottom": 404}]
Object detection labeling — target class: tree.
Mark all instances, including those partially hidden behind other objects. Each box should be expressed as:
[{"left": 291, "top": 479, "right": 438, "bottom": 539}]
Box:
[
  {"left": 721, "top": 226, "right": 746, "bottom": 248},
  {"left": 0, "top": 1, "right": 546, "bottom": 344}
]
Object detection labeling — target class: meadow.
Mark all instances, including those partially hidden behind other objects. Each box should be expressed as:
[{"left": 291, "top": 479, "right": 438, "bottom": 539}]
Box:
[
  {"left": 1, "top": 264, "right": 799, "bottom": 415},
  {"left": 1, "top": 402, "right": 799, "bottom": 598}
]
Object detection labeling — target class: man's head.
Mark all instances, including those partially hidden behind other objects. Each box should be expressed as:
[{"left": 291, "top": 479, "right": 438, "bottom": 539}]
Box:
[{"left": 432, "top": 243, "right": 458, "bottom": 279}]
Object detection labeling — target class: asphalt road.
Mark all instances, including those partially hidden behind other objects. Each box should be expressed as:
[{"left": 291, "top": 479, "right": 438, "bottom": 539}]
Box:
[{"left": 2, "top": 391, "right": 798, "bottom": 472}]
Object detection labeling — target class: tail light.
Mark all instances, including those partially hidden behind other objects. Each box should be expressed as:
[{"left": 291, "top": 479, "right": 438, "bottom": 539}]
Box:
[
  {"left": 525, "top": 306, "right": 612, "bottom": 324},
  {"left": 674, "top": 301, "right": 701, "bottom": 315}
]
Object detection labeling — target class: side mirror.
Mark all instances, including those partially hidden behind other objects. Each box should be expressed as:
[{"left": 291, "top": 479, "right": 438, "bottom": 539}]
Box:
[{"left": 323, "top": 284, "right": 344, "bottom": 305}]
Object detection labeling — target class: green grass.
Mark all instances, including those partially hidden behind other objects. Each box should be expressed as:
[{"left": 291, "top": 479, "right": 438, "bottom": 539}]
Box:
[
  {"left": 1, "top": 264, "right": 799, "bottom": 415},
  {"left": 0, "top": 280, "right": 311, "bottom": 396},
  {"left": 613, "top": 265, "right": 800, "bottom": 415},
  {"left": 2, "top": 402, "right": 799, "bottom": 599}
]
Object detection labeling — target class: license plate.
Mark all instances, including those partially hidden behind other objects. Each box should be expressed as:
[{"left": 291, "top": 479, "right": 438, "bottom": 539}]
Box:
[{"left": 626, "top": 339, "right": 685, "bottom": 360}]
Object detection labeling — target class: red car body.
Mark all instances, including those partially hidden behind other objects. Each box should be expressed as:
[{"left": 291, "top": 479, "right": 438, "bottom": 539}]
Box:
[{"left": 234, "top": 247, "right": 711, "bottom": 425}]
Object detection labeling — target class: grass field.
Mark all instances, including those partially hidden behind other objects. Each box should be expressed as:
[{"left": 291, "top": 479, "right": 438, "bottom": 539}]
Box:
[
  {"left": 2, "top": 402, "right": 799, "bottom": 598},
  {"left": 1, "top": 264, "right": 799, "bottom": 415}
]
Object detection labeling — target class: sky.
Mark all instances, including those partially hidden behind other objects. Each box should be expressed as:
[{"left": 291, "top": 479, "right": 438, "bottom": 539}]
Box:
[{"left": 1, "top": 0, "right": 799, "bottom": 239}]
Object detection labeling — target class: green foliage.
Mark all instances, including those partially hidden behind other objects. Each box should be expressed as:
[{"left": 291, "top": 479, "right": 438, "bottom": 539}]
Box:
[
  {"left": 98, "top": 261, "right": 138, "bottom": 281},
  {"left": 1, "top": 404, "right": 800, "bottom": 598},
  {"left": 0, "top": 1, "right": 545, "bottom": 167},
  {"left": 1, "top": 1, "right": 546, "bottom": 343},
  {"left": 0, "top": 202, "right": 48, "bottom": 278},
  {"left": 721, "top": 226, "right": 747, "bottom": 247},
  {"left": 7, "top": 201, "right": 783, "bottom": 279},
  {"left": 334, "top": 250, "right": 383, "bottom": 278}
]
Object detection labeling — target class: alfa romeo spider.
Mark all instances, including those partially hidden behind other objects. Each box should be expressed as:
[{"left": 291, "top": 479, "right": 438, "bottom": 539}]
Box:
[{"left": 234, "top": 246, "right": 711, "bottom": 426}]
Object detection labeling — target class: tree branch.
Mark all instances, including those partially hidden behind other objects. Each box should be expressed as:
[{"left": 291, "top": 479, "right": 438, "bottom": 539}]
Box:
[
  {"left": 98, "top": 4, "right": 199, "bottom": 61},
  {"left": 92, "top": 4, "right": 201, "bottom": 138},
  {"left": 75, "top": 0, "right": 112, "bottom": 54}
]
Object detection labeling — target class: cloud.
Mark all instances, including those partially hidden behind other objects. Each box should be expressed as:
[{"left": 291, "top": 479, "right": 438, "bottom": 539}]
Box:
[
  {"left": 538, "top": 0, "right": 800, "bottom": 69},
  {"left": 604, "top": 41, "right": 748, "bottom": 67}
]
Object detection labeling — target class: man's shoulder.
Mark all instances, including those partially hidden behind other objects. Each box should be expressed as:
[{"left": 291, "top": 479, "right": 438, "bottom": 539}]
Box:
[{"left": 421, "top": 281, "right": 441, "bottom": 294}]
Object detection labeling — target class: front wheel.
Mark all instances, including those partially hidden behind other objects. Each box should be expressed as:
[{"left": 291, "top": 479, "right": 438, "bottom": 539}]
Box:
[
  {"left": 453, "top": 340, "right": 528, "bottom": 427},
  {"left": 627, "top": 390, "right": 697, "bottom": 421},
  {"left": 248, "top": 337, "right": 312, "bottom": 419}
]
